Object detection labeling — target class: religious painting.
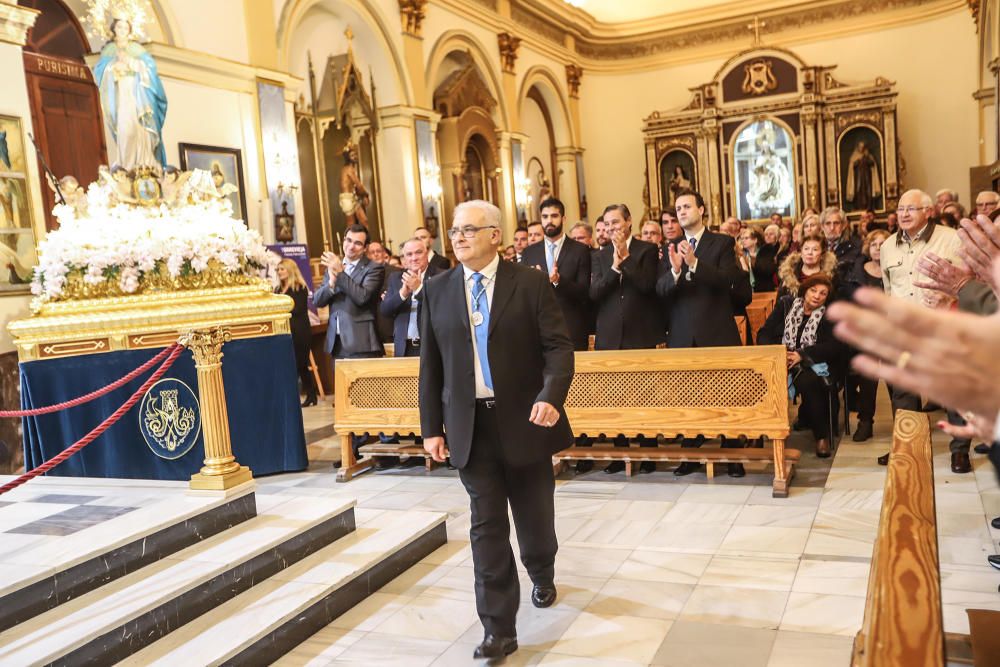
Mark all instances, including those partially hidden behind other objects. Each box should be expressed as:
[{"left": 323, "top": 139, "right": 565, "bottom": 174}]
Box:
[
  {"left": 0, "top": 115, "right": 38, "bottom": 294},
  {"left": 732, "top": 119, "right": 797, "bottom": 221},
  {"left": 178, "top": 143, "right": 248, "bottom": 222},
  {"left": 275, "top": 201, "right": 294, "bottom": 243},
  {"left": 658, "top": 150, "right": 697, "bottom": 208},
  {"left": 838, "top": 126, "right": 884, "bottom": 213}
]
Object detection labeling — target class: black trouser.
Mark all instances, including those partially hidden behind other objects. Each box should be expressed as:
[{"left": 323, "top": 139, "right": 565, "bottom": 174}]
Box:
[
  {"left": 890, "top": 386, "right": 922, "bottom": 412},
  {"left": 946, "top": 409, "right": 971, "bottom": 454},
  {"left": 793, "top": 366, "right": 835, "bottom": 443},
  {"left": 856, "top": 377, "right": 891, "bottom": 423},
  {"left": 458, "top": 400, "right": 557, "bottom": 637},
  {"left": 402, "top": 340, "right": 421, "bottom": 357}
]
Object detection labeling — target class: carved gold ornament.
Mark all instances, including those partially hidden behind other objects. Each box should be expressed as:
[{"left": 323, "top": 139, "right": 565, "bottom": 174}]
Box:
[{"left": 742, "top": 59, "right": 778, "bottom": 96}]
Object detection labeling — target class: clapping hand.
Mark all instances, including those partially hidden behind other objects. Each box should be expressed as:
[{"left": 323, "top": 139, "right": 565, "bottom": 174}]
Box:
[
  {"left": 321, "top": 251, "right": 343, "bottom": 279},
  {"left": 957, "top": 214, "right": 1000, "bottom": 291},
  {"left": 549, "top": 263, "right": 560, "bottom": 286},
  {"left": 677, "top": 239, "right": 697, "bottom": 269},
  {"left": 667, "top": 242, "right": 684, "bottom": 274},
  {"left": 611, "top": 228, "right": 630, "bottom": 269},
  {"left": 400, "top": 270, "right": 422, "bottom": 298},
  {"left": 913, "top": 252, "right": 972, "bottom": 298}
]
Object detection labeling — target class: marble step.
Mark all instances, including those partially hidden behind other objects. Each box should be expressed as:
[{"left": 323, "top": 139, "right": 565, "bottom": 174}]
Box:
[
  {"left": 122, "top": 509, "right": 448, "bottom": 666},
  {"left": 0, "top": 479, "right": 258, "bottom": 633},
  {"left": 0, "top": 495, "right": 356, "bottom": 667}
]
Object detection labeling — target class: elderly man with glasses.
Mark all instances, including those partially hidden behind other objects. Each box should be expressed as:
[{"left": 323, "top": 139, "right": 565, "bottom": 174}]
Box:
[{"left": 877, "top": 188, "right": 967, "bottom": 470}]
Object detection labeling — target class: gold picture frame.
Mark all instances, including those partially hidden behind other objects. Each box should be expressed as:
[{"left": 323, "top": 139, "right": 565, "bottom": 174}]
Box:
[{"left": 0, "top": 114, "right": 39, "bottom": 295}]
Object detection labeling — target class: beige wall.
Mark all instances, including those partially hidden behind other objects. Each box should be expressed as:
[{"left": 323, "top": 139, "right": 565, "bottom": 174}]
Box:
[{"left": 580, "top": 9, "right": 980, "bottom": 219}]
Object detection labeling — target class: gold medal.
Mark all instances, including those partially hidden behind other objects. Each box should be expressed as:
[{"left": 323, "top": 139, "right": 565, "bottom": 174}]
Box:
[{"left": 471, "top": 311, "right": 484, "bottom": 326}]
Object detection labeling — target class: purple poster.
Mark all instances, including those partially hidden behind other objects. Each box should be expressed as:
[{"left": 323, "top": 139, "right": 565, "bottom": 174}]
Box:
[{"left": 268, "top": 243, "right": 316, "bottom": 314}]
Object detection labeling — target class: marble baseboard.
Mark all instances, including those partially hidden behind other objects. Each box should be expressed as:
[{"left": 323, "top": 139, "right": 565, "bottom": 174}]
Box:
[
  {"left": 0, "top": 492, "right": 258, "bottom": 633},
  {"left": 226, "top": 521, "right": 447, "bottom": 665},
  {"left": 49, "top": 505, "right": 355, "bottom": 667}
]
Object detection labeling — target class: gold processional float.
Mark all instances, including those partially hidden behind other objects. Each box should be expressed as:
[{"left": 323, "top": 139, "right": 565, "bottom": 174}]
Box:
[{"left": 7, "top": 166, "right": 292, "bottom": 490}]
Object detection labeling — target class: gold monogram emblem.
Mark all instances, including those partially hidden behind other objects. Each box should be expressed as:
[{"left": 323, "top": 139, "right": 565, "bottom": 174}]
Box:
[
  {"left": 143, "top": 388, "right": 197, "bottom": 453},
  {"left": 742, "top": 59, "right": 778, "bottom": 96}
]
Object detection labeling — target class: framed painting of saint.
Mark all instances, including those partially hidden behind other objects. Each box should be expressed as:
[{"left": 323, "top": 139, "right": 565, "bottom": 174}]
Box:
[
  {"left": 658, "top": 150, "right": 697, "bottom": 208},
  {"left": 178, "top": 143, "right": 248, "bottom": 222},
  {"left": 0, "top": 115, "right": 38, "bottom": 294},
  {"left": 838, "top": 126, "right": 884, "bottom": 213}
]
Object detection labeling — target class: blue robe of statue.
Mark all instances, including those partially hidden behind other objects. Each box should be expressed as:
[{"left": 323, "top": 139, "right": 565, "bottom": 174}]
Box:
[{"left": 93, "top": 41, "right": 168, "bottom": 169}]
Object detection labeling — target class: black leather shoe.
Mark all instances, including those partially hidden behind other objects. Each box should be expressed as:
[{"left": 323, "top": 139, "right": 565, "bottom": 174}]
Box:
[
  {"left": 473, "top": 635, "right": 518, "bottom": 659},
  {"left": 951, "top": 451, "right": 972, "bottom": 474},
  {"left": 975, "top": 443, "right": 991, "bottom": 455},
  {"left": 988, "top": 554, "right": 1000, "bottom": 571},
  {"left": 575, "top": 460, "right": 594, "bottom": 474},
  {"left": 852, "top": 420, "right": 873, "bottom": 442},
  {"left": 604, "top": 461, "right": 625, "bottom": 474},
  {"left": 301, "top": 394, "right": 318, "bottom": 407},
  {"left": 531, "top": 584, "right": 557, "bottom": 608},
  {"left": 673, "top": 462, "right": 700, "bottom": 476},
  {"left": 639, "top": 461, "right": 656, "bottom": 474},
  {"left": 375, "top": 456, "right": 399, "bottom": 470},
  {"left": 877, "top": 452, "right": 889, "bottom": 466},
  {"left": 991, "top": 517, "right": 1000, "bottom": 529},
  {"left": 727, "top": 463, "right": 745, "bottom": 478}
]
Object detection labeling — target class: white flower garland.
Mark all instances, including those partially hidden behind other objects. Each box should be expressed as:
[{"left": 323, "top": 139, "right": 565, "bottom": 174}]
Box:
[{"left": 31, "top": 180, "right": 278, "bottom": 303}]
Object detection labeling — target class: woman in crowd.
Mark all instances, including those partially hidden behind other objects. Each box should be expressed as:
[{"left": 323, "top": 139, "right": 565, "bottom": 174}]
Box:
[
  {"left": 776, "top": 226, "right": 793, "bottom": 266},
  {"left": 777, "top": 233, "right": 837, "bottom": 298},
  {"left": 276, "top": 258, "right": 318, "bottom": 407},
  {"left": 801, "top": 213, "right": 821, "bottom": 238},
  {"left": 739, "top": 226, "right": 777, "bottom": 292},
  {"left": 840, "top": 229, "right": 891, "bottom": 441},
  {"left": 503, "top": 244, "right": 517, "bottom": 262},
  {"left": 758, "top": 274, "right": 843, "bottom": 457}
]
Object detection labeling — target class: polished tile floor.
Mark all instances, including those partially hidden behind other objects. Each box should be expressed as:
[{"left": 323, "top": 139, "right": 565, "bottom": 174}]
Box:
[{"left": 268, "top": 395, "right": 1000, "bottom": 666}]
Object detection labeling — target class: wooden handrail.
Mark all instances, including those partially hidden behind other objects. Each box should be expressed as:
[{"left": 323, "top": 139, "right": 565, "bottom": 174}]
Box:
[{"left": 853, "top": 409, "right": 943, "bottom": 667}]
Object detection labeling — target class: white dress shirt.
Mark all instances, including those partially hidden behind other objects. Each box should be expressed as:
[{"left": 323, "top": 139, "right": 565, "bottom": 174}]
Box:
[
  {"left": 334, "top": 259, "right": 359, "bottom": 335},
  {"left": 463, "top": 254, "right": 499, "bottom": 398}
]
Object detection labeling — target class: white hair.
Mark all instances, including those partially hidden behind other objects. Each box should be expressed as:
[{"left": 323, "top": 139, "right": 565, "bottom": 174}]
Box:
[
  {"left": 764, "top": 224, "right": 781, "bottom": 237},
  {"left": 903, "top": 189, "right": 934, "bottom": 209},
  {"left": 977, "top": 190, "right": 1000, "bottom": 202},
  {"left": 454, "top": 200, "right": 503, "bottom": 242},
  {"left": 934, "top": 188, "right": 958, "bottom": 203}
]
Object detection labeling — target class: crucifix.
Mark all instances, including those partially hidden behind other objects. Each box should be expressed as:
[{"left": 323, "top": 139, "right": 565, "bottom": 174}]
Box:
[{"left": 747, "top": 16, "right": 767, "bottom": 47}]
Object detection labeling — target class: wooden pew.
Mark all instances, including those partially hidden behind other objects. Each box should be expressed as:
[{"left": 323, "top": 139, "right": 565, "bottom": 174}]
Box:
[
  {"left": 746, "top": 291, "right": 777, "bottom": 341},
  {"left": 852, "top": 409, "right": 943, "bottom": 667},
  {"left": 334, "top": 345, "right": 798, "bottom": 496}
]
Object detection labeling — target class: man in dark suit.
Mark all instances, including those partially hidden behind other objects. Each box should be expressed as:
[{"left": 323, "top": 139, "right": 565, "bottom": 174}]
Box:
[
  {"left": 314, "top": 223, "right": 385, "bottom": 456},
  {"left": 590, "top": 203, "right": 665, "bottom": 474},
  {"left": 521, "top": 197, "right": 592, "bottom": 351},
  {"left": 512, "top": 227, "right": 529, "bottom": 262},
  {"left": 367, "top": 241, "right": 400, "bottom": 346},
  {"left": 657, "top": 189, "right": 747, "bottom": 477},
  {"left": 380, "top": 237, "right": 442, "bottom": 357},
  {"left": 419, "top": 200, "right": 574, "bottom": 661},
  {"left": 414, "top": 225, "right": 451, "bottom": 271}
]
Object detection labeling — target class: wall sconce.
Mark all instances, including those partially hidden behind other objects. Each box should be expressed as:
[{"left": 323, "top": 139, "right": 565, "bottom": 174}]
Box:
[
  {"left": 420, "top": 159, "right": 443, "bottom": 202},
  {"left": 270, "top": 133, "right": 301, "bottom": 198}
]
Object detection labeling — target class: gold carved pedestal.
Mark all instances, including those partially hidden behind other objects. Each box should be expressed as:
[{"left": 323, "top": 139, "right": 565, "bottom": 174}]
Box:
[{"left": 180, "top": 328, "right": 253, "bottom": 491}]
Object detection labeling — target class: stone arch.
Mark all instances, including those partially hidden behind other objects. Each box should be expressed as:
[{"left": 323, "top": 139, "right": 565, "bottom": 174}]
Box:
[
  {"left": 517, "top": 66, "right": 573, "bottom": 148},
  {"left": 276, "top": 0, "right": 413, "bottom": 107},
  {"left": 425, "top": 30, "right": 509, "bottom": 132}
]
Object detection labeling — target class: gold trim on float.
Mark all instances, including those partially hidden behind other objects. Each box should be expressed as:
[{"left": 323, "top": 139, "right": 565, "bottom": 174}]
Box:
[{"left": 9, "top": 285, "right": 293, "bottom": 362}]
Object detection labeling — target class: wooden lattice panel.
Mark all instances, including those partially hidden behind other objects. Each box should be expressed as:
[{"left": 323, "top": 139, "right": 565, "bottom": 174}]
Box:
[
  {"left": 565, "top": 369, "right": 768, "bottom": 408},
  {"left": 349, "top": 376, "right": 420, "bottom": 409}
]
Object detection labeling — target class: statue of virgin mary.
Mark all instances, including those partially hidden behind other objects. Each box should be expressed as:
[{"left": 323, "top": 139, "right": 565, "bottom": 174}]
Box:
[{"left": 92, "top": 16, "right": 167, "bottom": 170}]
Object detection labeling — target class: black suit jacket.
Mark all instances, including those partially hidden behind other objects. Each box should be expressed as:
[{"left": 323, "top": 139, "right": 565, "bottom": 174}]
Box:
[
  {"left": 418, "top": 260, "right": 575, "bottom": 469},
  {"left": 589, "top": 238, "right": 665, "bottom": 350},
  {"left": 521, "top": 237, "right": 592, "bottom": 351},
  {"left": 656, "top": 229, "right": 743, "bottom": 348},
  {"left": 379, "top": 264, "right": 444, "bottom": 352},
  {"left": 428, "top": 251, "right": 451, "bottom": 272},
  {"left": 313, "top": 256, "right": 385, "bottom": 357}
]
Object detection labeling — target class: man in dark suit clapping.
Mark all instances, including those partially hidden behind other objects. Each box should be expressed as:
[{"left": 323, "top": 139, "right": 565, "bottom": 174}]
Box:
[
  {"left": 419, "top": 200, "right": 574, "bottom": 661},
  {"left": 590, "top": 203, "right": 665, "bottom": 474},
  {"left": 522, "top": 197, "right": 592, "bottom": 351},
  {"left": 380, "top": 237, "right": 443, "bottom": 357},
  {"left": 657, "top": 189, "right": 747, "bottom": 477}
]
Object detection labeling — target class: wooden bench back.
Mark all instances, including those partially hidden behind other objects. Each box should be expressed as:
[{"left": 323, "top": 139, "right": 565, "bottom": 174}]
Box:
[
  {"left": 335, "top": 345, "right": 790, "bottom": 440},
  {"left": 852, "top": 409, "right": 943, "bottom": 667}
]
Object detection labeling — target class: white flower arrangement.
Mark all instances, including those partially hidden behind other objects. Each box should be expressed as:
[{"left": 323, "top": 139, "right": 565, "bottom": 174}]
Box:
[{"left": 31, "top": 171, "right": 278, "bottom": 304}]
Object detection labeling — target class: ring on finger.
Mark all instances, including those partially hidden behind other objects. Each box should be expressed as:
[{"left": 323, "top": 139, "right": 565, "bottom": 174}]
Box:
[{"left": 895, "top": 351, "right": 912, "bottom": 371}]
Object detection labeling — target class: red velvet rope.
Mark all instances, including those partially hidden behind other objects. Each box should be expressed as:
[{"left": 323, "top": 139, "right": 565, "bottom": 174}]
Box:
[
  {"left": 0, "top": 344, "right": 180, "bottom": 418},
  {"left": 0, "top": 343, "right": 186, "bottom": 496}
]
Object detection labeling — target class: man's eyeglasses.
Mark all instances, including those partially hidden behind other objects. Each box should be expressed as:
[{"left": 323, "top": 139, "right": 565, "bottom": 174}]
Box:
[
  {"left": 447, "top": 225, "right": 498, "bottom": 240},
  {"left": 896, "top": 206, "right": 928, "bottom": 215}
]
